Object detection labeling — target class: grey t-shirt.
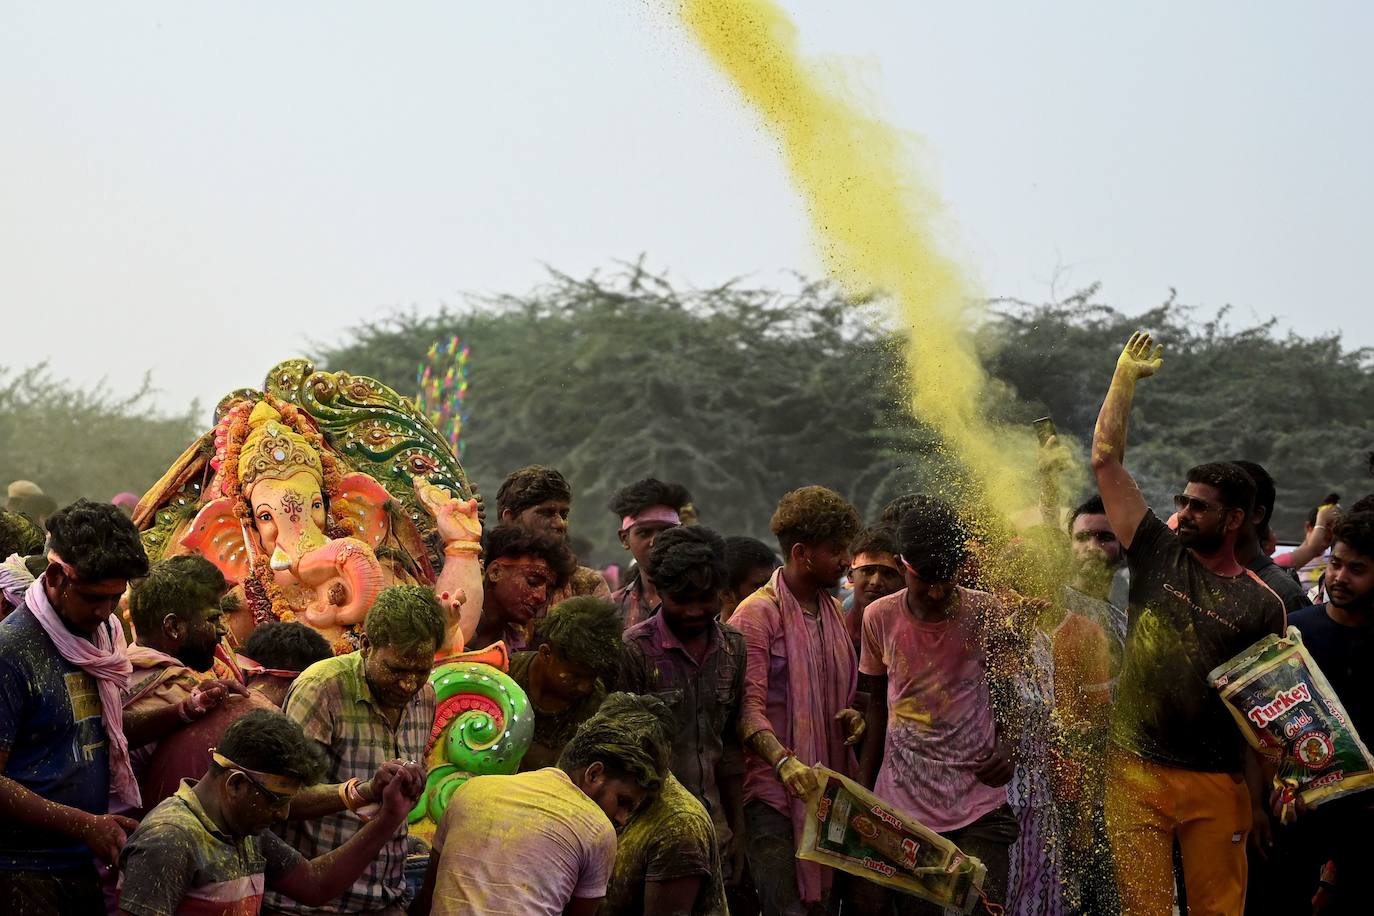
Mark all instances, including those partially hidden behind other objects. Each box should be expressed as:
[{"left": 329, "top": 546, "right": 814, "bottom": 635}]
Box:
[{"left": 120, "top": 779, "right": 303, "bottom": 916}]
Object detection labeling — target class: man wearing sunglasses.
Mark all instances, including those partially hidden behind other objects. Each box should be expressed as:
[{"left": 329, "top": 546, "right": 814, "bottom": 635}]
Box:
[
  {"left": 118, "top": 708, "right": 423, "bottom": 916},
  {"left": 1091, "top": 332, "right": 1284, "bottom": 916}
]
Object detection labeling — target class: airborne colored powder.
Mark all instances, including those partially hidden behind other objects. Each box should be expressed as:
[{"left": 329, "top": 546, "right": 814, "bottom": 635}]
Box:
[{"left": 678, "top": 0, "right": 1040, "bottom": 520}]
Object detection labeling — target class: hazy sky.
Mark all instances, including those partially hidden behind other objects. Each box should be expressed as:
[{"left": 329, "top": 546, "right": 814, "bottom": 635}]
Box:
[{"left": 4, "top": 2, "right": 1370, "bottom": 416}]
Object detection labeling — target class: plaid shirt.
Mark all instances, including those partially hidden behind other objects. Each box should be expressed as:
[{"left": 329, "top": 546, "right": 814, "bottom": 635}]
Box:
[
  {"left": 610, "top": 571, "right": 660, "bottom": 631},
  {"left": 265, "top": 652, "right": 435, "bottom": 914}
]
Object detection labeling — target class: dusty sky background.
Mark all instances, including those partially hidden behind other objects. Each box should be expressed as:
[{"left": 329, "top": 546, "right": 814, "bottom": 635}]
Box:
[{"left": 4, "top": 2, "right": 1369, "bottom": 416}]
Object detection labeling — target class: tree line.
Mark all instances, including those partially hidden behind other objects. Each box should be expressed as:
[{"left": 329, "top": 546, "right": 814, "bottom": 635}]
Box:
[{"left": 4, "top": 265, "right": 1369, "bottom": 564}]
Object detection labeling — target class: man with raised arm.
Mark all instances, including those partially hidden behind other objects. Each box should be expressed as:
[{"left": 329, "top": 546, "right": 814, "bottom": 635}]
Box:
[{"left": 1091, "top": 332, "right": 1284, "bottom": 916}]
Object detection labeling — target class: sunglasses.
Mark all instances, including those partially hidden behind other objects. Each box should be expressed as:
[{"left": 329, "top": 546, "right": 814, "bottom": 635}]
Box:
[
  {"left": 1173, "top": 493, "right": 1222, "bottom": 515},
  {"left": 233, "top": 768, "right": 296, "bottom": 810}
]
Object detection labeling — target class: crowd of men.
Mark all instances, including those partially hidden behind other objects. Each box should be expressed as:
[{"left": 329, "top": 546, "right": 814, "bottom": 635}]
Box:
[{"left": 0, "top": 332, "right": 1372, "bottom": 916}]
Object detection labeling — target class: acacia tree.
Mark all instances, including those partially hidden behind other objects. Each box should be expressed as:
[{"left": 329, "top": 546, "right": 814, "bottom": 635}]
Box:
[
  {"left": 981, "top": 285, "right": 1374, "bottom": 534},
  {"left": 323, "top": 269, "right": 1374, "bottom": 555},
  {"left": 319, "top": 263, "right": 934, "bottom": 563},
  {"left": 0, "top": 364, "right": 200, "bottom": 510}
]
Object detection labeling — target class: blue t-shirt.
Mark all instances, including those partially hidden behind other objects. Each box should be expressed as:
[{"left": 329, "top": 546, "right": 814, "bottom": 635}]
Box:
[{"left": 0, "top": 603, "right": 112, "bottom": 869}]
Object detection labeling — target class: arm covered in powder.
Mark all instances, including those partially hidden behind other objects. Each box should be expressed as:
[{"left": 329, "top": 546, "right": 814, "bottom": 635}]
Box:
[
  {"left": 0, "top": 757, "right": 138, "bottom": 865},
  {"left": 0, "top": 652, "right": 140, "bottom": 866},
  {"left": 1092, "top": 331, "right": 1163, "bottom": 550}
]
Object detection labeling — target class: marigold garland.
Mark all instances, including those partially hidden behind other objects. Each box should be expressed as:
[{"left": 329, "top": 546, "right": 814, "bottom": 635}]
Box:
[
  {"left": 331, "top": 627, "right": 362, "bottom": 656},
  {"left": 217, "top": 397, "right": 333, "bottom": 627},
  {"left": 249, "top": 554, "right": 297, "bottom": 624}
]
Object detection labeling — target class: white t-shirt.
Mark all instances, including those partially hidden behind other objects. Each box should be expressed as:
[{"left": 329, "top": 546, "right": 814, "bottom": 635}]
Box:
[{"left": 430, "top": 767, "right": 617, "bottom": 915}]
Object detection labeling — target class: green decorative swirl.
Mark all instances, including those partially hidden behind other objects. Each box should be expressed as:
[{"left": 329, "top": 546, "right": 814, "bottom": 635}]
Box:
[{"left": 409, "top": 661, "right": 534, "bottom": 824}]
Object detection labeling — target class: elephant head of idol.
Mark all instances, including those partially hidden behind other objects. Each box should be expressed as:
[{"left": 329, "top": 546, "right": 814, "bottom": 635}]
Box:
[
  {"left": 136, "top": 358, "right": 486, "bottom": 656},
  {"left": 181, "top": 400, "right": 389, "bottom": 646}
]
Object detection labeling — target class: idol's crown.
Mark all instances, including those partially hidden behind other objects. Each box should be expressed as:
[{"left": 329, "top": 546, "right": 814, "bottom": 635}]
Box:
[{"left": 237, "top": 401, "right": 324, "bottom": 492}]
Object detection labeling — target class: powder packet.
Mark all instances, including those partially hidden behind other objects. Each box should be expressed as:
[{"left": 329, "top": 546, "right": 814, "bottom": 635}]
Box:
[
  {"left": 796, "top": 766, "right": 986, "bottom": 913},
  {"left": 1209, "top": 626, "right": 1374, "bottom": 809}
]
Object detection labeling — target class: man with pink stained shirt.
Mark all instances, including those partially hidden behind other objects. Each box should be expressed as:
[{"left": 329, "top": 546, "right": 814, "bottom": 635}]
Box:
[
  {"left": 732, "top": 486, "right": 866, "bottom": 916},
  {"left": 856, "top": 495, "right": 1018, "bottom": 915}
]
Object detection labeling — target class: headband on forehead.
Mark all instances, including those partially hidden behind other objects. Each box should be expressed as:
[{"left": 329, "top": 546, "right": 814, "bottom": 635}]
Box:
[
  {"left": 620, "top": 506, "right": 682, "bottom": 532},
  {"left": 851, "top": 551, "right": 901, "bottom": 573},
  {"left": 46, "top": 550, "right": 79, "bottom": 580},
  {"left": 211, "top": 750, "right": 301, "bottom": 795}
]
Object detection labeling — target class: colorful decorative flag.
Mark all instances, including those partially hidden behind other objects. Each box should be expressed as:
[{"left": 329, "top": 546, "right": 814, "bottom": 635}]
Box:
[{"left": 416, "top": 335, "right": 470, "bottom": 457}]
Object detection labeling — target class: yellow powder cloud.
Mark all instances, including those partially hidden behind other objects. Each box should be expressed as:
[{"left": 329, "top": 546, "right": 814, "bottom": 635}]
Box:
[{"left": 680, "top": 0, "right": 1041, "bottom": 522}]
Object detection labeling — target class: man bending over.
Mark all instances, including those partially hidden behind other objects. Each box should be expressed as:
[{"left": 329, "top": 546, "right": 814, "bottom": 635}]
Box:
[
  {"left": 413, "top": 692, "right": 671, "bottom": 916},
  {"left": 118, "top": 709, "right": 421, "bottom": 916}
]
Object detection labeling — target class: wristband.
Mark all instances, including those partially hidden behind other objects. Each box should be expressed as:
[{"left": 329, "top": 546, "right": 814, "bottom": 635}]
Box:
[
  {"left": 178, "top": 698, "right": 196, "bottom": 723},
  {"left": 773, "top": 754, "right": 795, "bottom": 778},
  {"left": 443, "top": 540, "right": 482, "bottom": 556}
]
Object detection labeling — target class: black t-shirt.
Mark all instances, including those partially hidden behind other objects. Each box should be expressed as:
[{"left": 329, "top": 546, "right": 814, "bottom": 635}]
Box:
[
  {"left": 1289, "top": 604, "right": 1374, "bottom": 740},
  {"left": 1247, "top": 554, "right": 1312, "bottom": 614},
  {"left": 1111, "top": 512, "right": 1285, "bottom": 772}
]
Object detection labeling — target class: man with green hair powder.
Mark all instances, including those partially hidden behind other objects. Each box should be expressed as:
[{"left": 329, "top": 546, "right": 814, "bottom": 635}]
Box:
[
  {"left": 510, "top": 596, "right": 624, "bottom": 770},
  {"left": 265, "top": 585, "right": 444, "bottom": 916}
]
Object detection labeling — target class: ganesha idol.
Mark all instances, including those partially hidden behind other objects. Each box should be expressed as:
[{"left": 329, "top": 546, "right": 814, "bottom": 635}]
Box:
[{"left": 134, "top": 359, "right": 484, "bottom": 655}]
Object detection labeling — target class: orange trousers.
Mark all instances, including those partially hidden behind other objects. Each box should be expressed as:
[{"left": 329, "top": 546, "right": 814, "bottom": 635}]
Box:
[{"left": 1105, "top": 750, "right": 1252, "bottom": 916}]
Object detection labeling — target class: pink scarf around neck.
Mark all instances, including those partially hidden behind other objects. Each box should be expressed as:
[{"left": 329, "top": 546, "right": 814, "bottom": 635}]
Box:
[
  {"left": 24, "top": 578, "right": 141, "bottom": 808},
  {"left": 772, "top": 568, "right": 858, "bottom": 903}
]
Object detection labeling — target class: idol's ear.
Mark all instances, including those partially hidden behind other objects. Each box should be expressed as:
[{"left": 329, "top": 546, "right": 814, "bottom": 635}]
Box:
[
  {"left": 181, "top": 497, "right": 253, "bottom": 583},
  {"left": 334, "top": 473, "right": 393, "bottom": 550}
]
